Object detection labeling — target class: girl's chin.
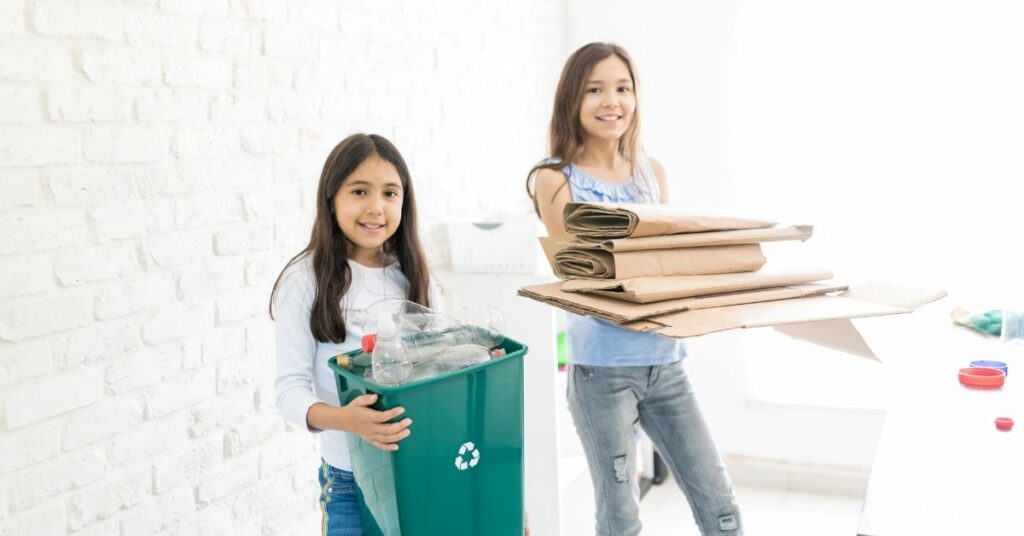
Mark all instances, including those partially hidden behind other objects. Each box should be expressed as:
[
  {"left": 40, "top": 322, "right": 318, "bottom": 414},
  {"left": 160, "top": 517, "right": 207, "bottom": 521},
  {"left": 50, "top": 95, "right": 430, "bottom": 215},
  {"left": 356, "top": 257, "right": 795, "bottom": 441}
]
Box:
[{"left": 584, "top": 130, "right": 627, "bottom": 142}]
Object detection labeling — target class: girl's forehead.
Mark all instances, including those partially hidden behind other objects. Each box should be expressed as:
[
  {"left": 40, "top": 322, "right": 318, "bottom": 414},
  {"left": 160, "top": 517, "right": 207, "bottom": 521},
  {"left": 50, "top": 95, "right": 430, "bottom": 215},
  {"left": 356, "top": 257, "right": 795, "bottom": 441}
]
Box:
[
  {"left": 588, "top": 56, "right": 632, "bottom": 82},
  {"left": 342, "top": 156, "right": 402, "bottom": 186}
]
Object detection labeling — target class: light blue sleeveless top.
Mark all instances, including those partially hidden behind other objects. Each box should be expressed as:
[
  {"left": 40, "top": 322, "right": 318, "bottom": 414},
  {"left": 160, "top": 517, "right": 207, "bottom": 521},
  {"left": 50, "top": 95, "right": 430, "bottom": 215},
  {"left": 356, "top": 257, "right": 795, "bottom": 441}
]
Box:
[{"left": 561, "top": 161, "right": 687, "bottom": 366}]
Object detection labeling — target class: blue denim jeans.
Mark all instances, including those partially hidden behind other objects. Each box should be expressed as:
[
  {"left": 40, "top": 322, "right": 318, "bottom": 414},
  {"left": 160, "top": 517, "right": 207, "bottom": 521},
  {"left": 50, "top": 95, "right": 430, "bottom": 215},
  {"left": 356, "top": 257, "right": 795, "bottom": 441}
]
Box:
[
  {"left": 567, "top": 362, "right": 743, "bottom": 536},
  {"left": 318, "top": 461, "right": 364, "bottom": 536}
]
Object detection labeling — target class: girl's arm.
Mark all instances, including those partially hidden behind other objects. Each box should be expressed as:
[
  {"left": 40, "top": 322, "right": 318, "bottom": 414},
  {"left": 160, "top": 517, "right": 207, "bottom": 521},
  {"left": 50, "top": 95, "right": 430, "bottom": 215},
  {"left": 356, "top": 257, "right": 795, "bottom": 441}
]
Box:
[
  {"left": 273, "top": 267, "right": 411, "bottom": 451},
  {"left": 533, "top": 168, "right": 574, "bottom": 237},
  {"left": 307, "top": 397, "right": 411, "bottom": 452},
  {"left": 649, "top": 156, "right": 670, "bottom": 204}
]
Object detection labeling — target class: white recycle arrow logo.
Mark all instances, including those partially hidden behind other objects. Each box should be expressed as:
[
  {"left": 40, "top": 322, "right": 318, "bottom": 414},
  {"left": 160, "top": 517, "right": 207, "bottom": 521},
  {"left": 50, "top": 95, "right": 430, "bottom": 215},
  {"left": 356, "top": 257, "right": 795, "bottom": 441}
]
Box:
[{"left": 454, "top": 441, "right": 481, "bottom": 471}]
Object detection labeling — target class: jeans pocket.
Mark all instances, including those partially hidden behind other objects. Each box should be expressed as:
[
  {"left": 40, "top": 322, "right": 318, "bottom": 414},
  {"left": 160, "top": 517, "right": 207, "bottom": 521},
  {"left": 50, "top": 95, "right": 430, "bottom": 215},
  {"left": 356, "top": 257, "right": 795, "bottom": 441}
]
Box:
[
  {"left": 574, "top": 364, "right": 596, "bottom": 381},
  {"left": 327, "top": 468, "right": 356, "bottom": 499}
]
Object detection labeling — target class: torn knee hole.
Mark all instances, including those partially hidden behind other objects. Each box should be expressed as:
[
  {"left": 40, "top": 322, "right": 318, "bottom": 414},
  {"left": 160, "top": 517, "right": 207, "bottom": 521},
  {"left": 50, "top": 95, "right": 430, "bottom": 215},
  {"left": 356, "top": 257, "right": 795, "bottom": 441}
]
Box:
[
  {"left": 718, "top": 513, "right": 739, "bottom": 531},
  {"left": 613, "top": 455, "right": 628, "bottom": 482}
]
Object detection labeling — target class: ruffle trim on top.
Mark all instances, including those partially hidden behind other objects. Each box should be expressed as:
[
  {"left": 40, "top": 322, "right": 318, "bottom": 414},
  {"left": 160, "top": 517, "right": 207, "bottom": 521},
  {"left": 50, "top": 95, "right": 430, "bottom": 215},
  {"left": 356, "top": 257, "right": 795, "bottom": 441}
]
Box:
[{"left": 563, "top": 164, "right": 643, "bottom": 202}]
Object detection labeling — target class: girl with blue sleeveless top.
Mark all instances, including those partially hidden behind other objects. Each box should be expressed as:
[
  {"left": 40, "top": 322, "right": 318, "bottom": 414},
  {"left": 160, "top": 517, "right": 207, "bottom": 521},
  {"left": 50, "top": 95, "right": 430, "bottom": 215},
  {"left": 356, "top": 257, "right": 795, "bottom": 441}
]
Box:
[{"left": 527, "top": 43, "right": 743, "bottom": 536}]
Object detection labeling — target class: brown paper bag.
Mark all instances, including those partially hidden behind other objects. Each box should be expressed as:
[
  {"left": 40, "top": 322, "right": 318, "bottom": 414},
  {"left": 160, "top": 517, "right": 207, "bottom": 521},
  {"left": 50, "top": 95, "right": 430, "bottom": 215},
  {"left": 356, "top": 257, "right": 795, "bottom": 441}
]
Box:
[
  {"left": 563, "top": 202, "right": 777, "bottom": 239},
  {"left": 554, "top": 244, "right": 766, "bottom": 279},
  {"left": 577, "top": 224, "right": 813, "bottom": 251},
  {"left": 561, "top": 268, "right": 834, "bottom": 303}
]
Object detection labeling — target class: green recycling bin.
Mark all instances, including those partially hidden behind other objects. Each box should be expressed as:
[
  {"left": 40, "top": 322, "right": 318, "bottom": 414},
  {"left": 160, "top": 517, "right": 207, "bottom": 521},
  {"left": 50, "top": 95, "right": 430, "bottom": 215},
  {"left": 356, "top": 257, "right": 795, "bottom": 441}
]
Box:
[{"left": 328, "top": 337, "right": 526, "bottom": 536}]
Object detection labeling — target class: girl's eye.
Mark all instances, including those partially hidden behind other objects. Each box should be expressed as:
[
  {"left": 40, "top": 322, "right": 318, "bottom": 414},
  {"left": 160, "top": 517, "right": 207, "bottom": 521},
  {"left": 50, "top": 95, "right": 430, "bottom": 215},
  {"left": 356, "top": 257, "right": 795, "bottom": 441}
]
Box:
[
  {"left": 618, "top": 86, "right": 632, "bottom": 93},
  {"left": 384, "top": 191, "right": 400, "bottom": 199},
  {"left": 586, "top": 87, "right": 601, "bottom": 94},
  {"left": 351, "top": 189, "right": 365, "bottom": 196}
]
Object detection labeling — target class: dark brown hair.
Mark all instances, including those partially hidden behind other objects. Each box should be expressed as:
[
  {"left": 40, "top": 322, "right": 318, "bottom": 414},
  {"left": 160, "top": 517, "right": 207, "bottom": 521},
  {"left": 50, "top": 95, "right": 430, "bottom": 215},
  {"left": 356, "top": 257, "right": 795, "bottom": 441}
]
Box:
[
  {"left": 525, "top": 42, "right": 646, "bottom": 215},
  {"left": 269, "top": 133, "right": 431, "bottom": 343}
]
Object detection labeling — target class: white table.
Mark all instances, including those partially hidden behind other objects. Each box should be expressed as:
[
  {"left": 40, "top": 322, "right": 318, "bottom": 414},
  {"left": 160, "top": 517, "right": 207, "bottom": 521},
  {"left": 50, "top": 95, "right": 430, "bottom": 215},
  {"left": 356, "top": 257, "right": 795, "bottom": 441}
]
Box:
[{"left": 857, "top": 305, "right": 1024, "bottom": 535}]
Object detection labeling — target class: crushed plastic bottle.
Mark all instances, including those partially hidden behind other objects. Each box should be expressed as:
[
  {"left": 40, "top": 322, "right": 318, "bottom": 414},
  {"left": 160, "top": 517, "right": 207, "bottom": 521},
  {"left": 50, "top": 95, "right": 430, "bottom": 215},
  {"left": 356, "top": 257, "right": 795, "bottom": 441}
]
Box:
[
  {"left": 371, "top": 312, "right": 411, "bottom": 386},
  {"left": 400, "top": 324, "right": 503, "bottom": 363},
  {"left": 447, "top": 304, "right": 505, "bottom": 347},
  {"left": 357, "top": 299, "right": 507, "bottom": 384},
  {"left": 407, "top": 344, "right": 491, "bottom": 382}
]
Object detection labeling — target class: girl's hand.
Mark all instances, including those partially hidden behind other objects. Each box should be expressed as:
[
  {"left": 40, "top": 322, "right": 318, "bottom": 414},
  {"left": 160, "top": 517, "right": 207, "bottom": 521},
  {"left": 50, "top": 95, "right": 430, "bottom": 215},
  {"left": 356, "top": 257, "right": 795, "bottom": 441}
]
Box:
[{"left": 341, "top": 394, "right": 412, "bottom": 451}]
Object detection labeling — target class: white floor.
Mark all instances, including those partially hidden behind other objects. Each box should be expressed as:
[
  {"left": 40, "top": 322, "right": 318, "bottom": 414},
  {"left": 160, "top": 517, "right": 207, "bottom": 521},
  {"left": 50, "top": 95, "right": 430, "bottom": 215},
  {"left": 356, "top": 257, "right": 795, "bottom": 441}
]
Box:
[{"left": 561, "top": 471, "right": 865, "bottom": 535}]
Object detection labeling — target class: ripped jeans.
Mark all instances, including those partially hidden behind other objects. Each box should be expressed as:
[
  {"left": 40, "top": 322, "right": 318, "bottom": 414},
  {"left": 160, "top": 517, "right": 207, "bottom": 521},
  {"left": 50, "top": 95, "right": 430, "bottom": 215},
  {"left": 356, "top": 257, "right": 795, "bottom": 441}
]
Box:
[{"left": 567, "top": 362, "right": 742, "bottom": 536}]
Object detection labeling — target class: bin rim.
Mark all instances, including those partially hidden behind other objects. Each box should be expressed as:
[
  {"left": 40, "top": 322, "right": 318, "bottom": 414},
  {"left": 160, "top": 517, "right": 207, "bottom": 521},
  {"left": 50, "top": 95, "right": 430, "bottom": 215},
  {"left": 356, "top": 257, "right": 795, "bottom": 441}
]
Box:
[{"left": 328, "top": 337, "right": 527, "bottom": 394}]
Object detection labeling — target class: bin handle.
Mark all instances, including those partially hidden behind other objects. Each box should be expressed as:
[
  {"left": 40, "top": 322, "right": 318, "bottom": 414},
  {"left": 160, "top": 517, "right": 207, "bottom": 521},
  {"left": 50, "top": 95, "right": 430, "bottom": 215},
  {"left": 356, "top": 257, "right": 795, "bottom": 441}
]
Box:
[{"left": 342, "top": 388, "right": 381, "bottom": 407}]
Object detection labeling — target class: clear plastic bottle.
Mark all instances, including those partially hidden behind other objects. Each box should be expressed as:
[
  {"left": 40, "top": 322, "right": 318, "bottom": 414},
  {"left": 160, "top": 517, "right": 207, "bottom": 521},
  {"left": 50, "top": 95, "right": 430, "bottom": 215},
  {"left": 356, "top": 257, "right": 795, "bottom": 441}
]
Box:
[
  {"left": 407, "top": 344, "right": 491, "bottom": 382},
  {"left": 400, "top": 324, "right": 503, "bottom": 362},
  {"left": 447, "top": 304, "right": 505, "bottom": 347},
  {"left": 371, "top": 312, "right": 411, "bottom": 386},
  {"left": 435, "top": 344, "right": 491, "bottom": 370}
]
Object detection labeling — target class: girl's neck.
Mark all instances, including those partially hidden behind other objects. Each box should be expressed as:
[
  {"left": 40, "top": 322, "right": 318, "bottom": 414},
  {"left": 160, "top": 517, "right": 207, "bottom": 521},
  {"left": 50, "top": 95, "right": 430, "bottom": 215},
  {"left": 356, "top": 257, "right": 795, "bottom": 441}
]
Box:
[
  {"left": 346, "top": 243, "right": 386, "bottom": 268},
  {"left": 577, "top": 139, "right": 626, "bottom": 171}
]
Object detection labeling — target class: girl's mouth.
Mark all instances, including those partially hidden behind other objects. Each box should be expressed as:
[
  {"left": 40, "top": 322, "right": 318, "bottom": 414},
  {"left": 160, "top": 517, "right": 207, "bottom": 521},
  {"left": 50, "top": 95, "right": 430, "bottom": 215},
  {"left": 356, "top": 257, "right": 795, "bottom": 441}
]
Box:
[
  {"left": 358, "top": 222, "right": 385, "bottom": 233},
  {"left": 597, "top": 114, "right": 622, "bottom": 124}
]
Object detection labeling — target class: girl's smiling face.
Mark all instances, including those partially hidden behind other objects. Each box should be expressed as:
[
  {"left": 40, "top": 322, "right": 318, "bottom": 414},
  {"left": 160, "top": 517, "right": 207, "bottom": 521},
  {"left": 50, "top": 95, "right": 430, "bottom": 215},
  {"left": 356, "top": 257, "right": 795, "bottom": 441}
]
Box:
[
  {"left": 332, "top": 154, "right": 404, "bottom": 266},
  {"left": 579, "top": 55, "right": 636, "bottom": 143}
]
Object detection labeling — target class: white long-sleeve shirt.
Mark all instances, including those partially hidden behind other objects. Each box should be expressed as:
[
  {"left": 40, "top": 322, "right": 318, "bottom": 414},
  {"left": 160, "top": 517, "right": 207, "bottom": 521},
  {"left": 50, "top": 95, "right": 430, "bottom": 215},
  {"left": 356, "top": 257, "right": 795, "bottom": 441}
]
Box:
[{"left": 273, "top": 254, "right": 416, "bottom": 470}]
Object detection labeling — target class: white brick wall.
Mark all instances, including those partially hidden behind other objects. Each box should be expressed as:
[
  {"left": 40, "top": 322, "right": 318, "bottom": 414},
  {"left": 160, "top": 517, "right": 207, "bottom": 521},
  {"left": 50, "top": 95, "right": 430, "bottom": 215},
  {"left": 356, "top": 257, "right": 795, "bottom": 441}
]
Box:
[{"left": 0, "top": 0, "right": 565, "bottom": 533}]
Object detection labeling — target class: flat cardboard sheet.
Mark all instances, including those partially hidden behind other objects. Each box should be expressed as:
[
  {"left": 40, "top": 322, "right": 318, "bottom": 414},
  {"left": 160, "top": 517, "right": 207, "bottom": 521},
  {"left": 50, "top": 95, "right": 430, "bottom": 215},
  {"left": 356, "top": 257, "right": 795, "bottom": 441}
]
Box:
[
  {"left": 517, "top": 281, "right": 849, "bottom": 323},
  {"left": 518, "top": 280, "right": 945, "bottom": 359},
  {"left": 561, "top": 268, "right": 834, "bottom": 303},
  {"left": 553, "top": 243, "right": 766, "bottom": 279},
  {"left": 575, "top": 224, "right": 814, "bottom": 251},
  {"left": 563, "top": 202, "right": 777, "bottom": 239},
  {"left": 620, "top": 281, "right": 948, "bottom": 359}
]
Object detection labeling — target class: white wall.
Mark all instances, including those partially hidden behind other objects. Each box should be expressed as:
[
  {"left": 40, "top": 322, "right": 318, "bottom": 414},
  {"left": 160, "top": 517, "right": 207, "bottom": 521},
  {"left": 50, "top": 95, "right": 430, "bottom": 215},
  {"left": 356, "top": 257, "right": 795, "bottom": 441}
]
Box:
[
  {"left": 566, "top": 0, "right": 1024, "bottom": 483},
  {"left": 0, "top": 1, "right": 564, "bottom": 534}
]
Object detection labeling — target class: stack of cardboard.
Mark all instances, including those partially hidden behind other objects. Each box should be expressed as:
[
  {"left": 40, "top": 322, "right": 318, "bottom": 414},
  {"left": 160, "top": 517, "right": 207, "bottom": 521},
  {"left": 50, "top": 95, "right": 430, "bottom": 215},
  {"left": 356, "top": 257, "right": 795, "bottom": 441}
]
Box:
[{"left": 518, "top": 202, "right": 946, "bottom": 360}]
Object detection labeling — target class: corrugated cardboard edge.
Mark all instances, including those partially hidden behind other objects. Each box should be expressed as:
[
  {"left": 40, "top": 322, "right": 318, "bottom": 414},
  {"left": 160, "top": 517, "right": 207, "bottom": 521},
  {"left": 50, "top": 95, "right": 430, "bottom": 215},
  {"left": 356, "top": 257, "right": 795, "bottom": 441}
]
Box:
[
  {"left": 517, "top": 281, "right": 848, "bottom": 323},
  {"left": 624, "top": 281, "right": 947, "bottom": 360},
  {"left": 562, "top": 268, "right": 835, "bottom": 303}
]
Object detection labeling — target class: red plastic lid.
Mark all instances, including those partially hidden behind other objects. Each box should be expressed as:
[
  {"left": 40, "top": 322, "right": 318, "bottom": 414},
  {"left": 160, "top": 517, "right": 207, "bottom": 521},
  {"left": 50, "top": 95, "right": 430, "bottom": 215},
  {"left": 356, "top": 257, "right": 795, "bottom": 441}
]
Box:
[
  {"left": 361, "top": 334, "right": 377, "bottom": 353},
  {"left": 996, "top": 417, "right": 1014, "bottom": 431},
  {"left": 958, "top": 366, "right": 1006, "bottom": 388}
]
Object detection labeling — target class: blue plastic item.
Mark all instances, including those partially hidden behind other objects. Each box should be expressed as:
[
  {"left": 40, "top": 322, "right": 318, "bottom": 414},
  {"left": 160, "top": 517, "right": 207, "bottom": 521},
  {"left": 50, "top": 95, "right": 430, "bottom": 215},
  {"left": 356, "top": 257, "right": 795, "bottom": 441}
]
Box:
[{"left": 970, "top": 360, "right": 1008, "bottom": 377}]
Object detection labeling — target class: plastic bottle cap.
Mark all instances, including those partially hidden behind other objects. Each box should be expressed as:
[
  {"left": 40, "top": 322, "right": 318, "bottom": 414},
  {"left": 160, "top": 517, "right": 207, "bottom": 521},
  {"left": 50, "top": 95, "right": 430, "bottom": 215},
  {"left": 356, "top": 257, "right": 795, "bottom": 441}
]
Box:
[
  {"left": 970, "top": 360, "right": 1008, "bottom": 377},
  {"left": 362, "top": 334, "right": 377, "bottom": 353},
  {"left": 958, "top": 366, "right": 1006, "bottom": 388},
  {"left": 995, "top": 417, "right": 1014, "bottom": 431}
]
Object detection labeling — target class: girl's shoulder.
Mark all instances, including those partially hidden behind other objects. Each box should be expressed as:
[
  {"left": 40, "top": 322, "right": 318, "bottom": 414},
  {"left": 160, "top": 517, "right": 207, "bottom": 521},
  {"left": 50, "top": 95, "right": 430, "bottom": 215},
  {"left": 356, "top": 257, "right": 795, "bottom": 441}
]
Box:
[
  {"left": 534, "top": 166, "right": 569, "bottom": 188},
  {"left": 272, "top": 253, "right": 315, "bottom": 307},
  {"left": 280, "top": 253, "right": 314, "bottom": 282}
]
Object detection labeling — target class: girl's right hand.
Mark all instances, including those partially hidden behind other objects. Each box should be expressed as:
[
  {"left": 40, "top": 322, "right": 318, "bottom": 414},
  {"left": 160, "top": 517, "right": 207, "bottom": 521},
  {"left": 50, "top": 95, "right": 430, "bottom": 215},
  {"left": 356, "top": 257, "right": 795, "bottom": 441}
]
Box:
[{"left": 342, "top": 394, "right": 412, "bottom": 451}]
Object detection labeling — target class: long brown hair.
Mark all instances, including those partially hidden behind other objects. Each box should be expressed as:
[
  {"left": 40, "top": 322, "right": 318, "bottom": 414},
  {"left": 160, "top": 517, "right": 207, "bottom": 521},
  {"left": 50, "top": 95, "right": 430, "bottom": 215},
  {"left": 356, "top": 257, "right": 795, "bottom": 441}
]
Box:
[
  {"left": 269, "top": 133, "right": 431, "bottom": 343},
  {"left": 526, "top": 42, "right": 647, "bottom": 215}
]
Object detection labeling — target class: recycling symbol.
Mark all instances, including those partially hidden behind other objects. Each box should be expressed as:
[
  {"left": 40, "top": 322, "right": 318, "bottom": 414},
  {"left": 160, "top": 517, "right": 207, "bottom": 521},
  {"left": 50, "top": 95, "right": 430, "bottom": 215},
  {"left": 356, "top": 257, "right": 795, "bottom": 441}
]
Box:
[{"left": 454, "top": 441, "right": 481, "bottom": 471}]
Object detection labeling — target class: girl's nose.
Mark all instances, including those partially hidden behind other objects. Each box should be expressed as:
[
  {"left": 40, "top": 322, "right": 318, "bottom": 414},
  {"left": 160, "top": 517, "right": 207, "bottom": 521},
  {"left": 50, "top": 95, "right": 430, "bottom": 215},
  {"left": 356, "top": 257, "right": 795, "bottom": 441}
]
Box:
[{"left": 366, "top": 195, "right": 385, "bottom": 214}]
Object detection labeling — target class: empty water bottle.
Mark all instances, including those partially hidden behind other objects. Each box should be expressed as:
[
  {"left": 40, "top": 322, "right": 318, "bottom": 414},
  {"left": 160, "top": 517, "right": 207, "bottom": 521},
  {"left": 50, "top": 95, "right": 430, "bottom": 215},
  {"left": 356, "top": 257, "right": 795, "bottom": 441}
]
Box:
[
  {"left": 447, "top": 304, "right": 505, "bottom": 347},
  {"left": 371, "top": 312, "right": 411, "bottom": 386},
  {"left": 435, "top": 344, "right": 491, "bottom": 370},
  {"left": 406, "top": 344, "right": 491, "bottom": 382}
]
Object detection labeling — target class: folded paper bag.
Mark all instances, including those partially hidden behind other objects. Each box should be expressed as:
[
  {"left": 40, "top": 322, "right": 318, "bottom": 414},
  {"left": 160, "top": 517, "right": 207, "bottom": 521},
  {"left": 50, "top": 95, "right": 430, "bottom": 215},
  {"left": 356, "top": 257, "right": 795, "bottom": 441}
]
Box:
[
  {"left": 563, "top": 202, "right": 777, "bottom": 239},
  {"left": 554, "top": 243, "right": 766, "bottom": 279}
]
